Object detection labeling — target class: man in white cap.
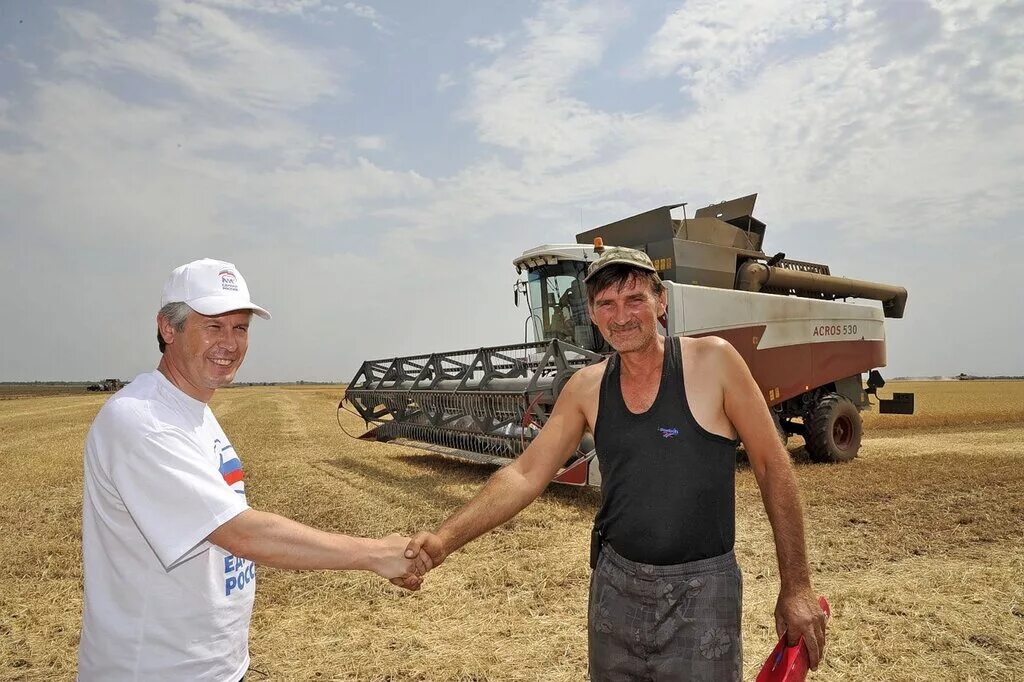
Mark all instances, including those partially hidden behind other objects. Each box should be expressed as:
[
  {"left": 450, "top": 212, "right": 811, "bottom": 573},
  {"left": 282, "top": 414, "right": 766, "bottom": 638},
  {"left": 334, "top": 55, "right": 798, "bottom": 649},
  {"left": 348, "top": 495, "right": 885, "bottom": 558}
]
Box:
[{"left": 78, "top": 259, "right": 427, "bottom": 682}]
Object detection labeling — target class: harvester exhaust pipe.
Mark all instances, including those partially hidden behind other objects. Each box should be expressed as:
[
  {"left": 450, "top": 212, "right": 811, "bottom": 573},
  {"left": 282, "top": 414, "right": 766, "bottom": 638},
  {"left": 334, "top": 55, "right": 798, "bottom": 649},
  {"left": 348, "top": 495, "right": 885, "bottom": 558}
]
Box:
[{"left": 736, "top": 261, "right": 908, "bottom": 318}]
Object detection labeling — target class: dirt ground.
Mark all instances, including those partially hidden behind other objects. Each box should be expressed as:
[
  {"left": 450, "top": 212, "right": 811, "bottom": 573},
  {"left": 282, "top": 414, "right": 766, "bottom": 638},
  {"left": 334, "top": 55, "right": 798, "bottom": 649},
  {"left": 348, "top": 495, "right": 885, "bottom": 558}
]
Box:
[{"left": 1, "top": 380, "right": 1022, "bottom": 681}]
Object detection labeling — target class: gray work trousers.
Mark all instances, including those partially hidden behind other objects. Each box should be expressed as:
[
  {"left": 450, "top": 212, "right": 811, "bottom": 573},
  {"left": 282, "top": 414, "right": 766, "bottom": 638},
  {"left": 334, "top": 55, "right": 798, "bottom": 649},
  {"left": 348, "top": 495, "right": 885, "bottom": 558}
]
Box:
[{"left": 588, "top": 543, "right": 743, "bottom": 681}]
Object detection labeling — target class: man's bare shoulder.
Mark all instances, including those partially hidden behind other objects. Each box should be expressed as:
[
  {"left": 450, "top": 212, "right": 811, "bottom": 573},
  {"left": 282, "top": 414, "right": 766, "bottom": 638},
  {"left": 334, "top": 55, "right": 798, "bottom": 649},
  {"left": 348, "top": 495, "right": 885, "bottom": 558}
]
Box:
[
  {"left": 681, "top": 334, "right": 732, "bottom": 357},
  {"left": 574, "top": 359, "right": 608, "bottom": 383},
  {"left": 681, "top": 335, "right": 744, "bottom": 373},
  {"left": 555, "top": 360, "right": 607, "bottom": 426},
  {"left": 562, "top": 359, "right": 607, "bottom": 399}
]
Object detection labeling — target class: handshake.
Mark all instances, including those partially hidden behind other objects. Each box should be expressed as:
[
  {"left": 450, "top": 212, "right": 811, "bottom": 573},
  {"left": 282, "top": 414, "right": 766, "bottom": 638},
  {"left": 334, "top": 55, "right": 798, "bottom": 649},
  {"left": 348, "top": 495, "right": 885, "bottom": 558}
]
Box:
[{"left": 365, "top": 531, "right": 447, "bottom": 591}]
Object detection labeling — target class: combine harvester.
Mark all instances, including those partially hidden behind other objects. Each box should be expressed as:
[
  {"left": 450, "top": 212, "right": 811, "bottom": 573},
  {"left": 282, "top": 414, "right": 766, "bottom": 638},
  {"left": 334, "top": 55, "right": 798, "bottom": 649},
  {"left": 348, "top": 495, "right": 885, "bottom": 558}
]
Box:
[{"left": 342, "top": 194, "right": 914, "bottom": 487}]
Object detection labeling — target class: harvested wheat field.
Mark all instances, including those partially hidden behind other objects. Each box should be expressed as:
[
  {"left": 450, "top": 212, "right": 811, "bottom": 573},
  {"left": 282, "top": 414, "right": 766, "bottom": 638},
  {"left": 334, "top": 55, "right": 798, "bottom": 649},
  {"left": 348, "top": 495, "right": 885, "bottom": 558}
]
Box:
[{"left": 1, "top": 380, "right": 1022, "bottom": 681}]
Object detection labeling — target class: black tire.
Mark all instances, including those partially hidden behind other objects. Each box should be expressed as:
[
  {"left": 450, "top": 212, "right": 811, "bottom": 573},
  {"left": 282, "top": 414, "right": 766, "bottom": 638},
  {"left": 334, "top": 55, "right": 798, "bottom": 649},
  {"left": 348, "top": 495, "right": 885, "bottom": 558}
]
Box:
[{"left": 806, "top": 392, "right": 862, "bottom": 462}]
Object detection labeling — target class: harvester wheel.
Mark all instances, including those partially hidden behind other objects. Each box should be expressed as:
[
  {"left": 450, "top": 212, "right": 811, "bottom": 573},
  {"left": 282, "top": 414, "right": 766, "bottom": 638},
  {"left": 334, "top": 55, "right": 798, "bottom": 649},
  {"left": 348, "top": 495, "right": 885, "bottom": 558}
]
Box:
[{"left": 806, "top": 392, "right": 861, "bottom": 462}]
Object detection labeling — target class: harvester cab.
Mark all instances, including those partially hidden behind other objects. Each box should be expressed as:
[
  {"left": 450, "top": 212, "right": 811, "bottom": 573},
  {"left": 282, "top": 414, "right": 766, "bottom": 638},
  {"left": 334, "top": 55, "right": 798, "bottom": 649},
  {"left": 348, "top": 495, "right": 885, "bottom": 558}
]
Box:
[
  {"left": 513, "top": 243, "right": 606, "bottom": 352},
  {"left": 342, "top": 193, "right": 915, "bottom": 487}
]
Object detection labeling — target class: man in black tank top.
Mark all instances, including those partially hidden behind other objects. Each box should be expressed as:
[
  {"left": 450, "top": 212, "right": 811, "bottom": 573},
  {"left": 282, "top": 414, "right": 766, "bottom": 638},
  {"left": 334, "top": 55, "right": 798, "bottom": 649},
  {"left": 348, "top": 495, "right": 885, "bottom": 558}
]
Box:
[{"left": 404, "top": 247, "right": 828, "bottom": 680}]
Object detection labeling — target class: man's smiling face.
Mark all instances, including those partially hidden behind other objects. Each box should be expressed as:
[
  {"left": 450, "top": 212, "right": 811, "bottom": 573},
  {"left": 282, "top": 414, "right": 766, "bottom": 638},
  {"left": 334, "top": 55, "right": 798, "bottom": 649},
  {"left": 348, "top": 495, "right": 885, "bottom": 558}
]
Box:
[
  {"left": 160, "top": 309, "right": 251, "bottom": 401},
  {"left": 588, "top": 272, "right": 666, "bottom": 354}
]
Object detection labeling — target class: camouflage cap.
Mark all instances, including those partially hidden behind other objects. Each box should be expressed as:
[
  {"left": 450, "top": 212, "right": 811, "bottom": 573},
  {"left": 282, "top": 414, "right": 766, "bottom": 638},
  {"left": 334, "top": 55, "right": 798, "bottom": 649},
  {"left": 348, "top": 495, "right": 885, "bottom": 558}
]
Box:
[{"left": 584, "top": 246, "right": 658, "bottom": 282}]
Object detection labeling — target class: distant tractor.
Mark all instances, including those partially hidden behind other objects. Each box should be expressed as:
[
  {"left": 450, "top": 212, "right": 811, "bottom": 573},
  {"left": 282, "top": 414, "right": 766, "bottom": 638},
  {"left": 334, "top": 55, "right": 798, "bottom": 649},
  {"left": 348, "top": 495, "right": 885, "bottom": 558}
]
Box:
[
  {"left": 87, "top": 378, "right": 124, "bottom": 392},
  {"left": 342, "top": 194, "right": 914, "bottom": 487}
]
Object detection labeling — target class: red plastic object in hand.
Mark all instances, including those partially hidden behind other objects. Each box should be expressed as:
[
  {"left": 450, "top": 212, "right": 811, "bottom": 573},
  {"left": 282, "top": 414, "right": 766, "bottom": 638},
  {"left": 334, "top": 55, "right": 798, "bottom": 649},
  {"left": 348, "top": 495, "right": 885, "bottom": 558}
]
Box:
[{"left": 755, "top": 596, "right": 831, "bottom": 682}]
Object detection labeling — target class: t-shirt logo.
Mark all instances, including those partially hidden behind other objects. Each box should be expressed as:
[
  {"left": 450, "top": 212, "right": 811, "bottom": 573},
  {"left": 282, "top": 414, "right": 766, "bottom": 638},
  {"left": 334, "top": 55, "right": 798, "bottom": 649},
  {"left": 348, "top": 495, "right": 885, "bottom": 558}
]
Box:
[
  {"left": 219, "top": 269, "right": 239, "bottom": 292},
  {"left": 215, "top": 438, "right": 245, "bottom": 495},
  {"left": 658, "top": 427, "right": 679, "bottom": 439},
  {"left": 224, "top": 554, "right": 255, "bottom": 596}
]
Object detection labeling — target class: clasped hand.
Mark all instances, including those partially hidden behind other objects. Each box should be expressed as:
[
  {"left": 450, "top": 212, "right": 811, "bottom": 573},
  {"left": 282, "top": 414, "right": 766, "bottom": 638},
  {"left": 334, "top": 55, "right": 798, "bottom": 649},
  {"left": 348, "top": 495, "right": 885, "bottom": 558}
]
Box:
[
  {"left": 371, "top": 531, "right": 447, "bottom": 591},
  {"left": 364, "top": 534, "right": 432, "bottom": 591}
]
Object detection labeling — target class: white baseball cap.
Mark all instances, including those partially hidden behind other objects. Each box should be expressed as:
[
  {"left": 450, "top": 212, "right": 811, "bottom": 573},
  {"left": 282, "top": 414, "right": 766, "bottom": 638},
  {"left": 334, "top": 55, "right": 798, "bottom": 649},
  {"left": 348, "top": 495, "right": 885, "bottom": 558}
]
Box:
[{"left": 161, "top": 258, "right": 271, "bottom": 320}]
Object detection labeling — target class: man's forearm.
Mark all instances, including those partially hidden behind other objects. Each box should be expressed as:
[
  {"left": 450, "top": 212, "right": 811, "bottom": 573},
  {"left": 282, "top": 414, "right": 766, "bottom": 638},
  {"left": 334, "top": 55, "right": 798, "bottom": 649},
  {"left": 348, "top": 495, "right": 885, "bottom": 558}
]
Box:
[
  {"left": 211, "top": 509, "right": 382, "bottom": 571},
  {"left": 757, "top": 461, "right": 812, "bottom": 590},
  {"left": 757, "top": 456, "right": 830, "bottom": 668},
  {"left": 436, "top": 464, "right": 541, "bottom": 557}
]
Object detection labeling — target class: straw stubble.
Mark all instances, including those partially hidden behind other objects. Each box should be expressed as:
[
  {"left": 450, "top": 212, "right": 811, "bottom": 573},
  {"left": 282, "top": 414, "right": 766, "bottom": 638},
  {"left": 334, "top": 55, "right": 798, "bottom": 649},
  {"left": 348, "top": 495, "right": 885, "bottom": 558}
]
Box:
[{"left": 0, "top": 381, "right": 1022, "bottom": 680}]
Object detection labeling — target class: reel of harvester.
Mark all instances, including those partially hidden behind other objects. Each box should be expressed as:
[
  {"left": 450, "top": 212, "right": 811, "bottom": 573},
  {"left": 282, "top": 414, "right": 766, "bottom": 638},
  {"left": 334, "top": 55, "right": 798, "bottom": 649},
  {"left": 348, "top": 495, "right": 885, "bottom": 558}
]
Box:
[{"left": 341, "top": 339, "right": 603, "bottom": 470}]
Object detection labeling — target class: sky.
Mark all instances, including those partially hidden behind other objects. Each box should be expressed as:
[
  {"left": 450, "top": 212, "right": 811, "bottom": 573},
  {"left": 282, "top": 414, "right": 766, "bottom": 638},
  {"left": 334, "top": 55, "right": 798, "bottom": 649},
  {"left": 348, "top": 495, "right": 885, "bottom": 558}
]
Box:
[{"left": 1, "top": 0, "right": 1022, "bottom": 382}]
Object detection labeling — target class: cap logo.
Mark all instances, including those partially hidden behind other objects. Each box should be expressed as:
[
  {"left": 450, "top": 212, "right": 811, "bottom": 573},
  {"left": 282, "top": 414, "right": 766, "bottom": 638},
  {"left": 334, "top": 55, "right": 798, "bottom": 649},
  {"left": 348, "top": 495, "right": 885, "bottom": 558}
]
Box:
[{"left": 219, "top": 269, "right": 239, "bottom": 292}]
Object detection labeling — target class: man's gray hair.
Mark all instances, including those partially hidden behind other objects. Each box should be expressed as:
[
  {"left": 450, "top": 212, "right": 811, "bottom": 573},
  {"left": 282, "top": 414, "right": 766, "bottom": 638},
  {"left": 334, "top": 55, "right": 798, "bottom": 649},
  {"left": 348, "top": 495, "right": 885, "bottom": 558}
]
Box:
[{"left": 157, "top": 302, "right": 193, "bottom": 353}]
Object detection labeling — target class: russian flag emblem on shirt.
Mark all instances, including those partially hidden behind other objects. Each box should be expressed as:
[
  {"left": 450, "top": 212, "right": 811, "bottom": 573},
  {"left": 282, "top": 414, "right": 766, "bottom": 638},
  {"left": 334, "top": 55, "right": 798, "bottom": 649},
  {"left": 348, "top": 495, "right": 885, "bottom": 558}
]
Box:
[{"left": 216, "top": 440, "right": 245, "bottom": 494}]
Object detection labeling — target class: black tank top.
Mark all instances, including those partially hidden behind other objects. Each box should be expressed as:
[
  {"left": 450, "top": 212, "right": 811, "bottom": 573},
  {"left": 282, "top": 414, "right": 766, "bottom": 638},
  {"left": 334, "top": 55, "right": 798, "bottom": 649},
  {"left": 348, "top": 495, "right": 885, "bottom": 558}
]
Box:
[{"left": 593, "top": 336, "right": 739, "bottom": 565}]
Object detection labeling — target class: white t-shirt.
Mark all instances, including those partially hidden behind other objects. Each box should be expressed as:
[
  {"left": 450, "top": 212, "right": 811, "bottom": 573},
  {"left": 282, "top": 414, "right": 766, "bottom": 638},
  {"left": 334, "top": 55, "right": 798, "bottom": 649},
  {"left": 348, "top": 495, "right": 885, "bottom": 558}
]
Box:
[{"left": 78, "top": 371, "right": 254, "bottom": 682}]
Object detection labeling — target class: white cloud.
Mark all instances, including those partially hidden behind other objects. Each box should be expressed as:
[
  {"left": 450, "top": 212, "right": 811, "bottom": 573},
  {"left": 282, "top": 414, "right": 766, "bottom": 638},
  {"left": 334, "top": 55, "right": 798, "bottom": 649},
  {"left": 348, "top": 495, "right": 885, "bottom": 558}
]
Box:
[
  {"left": 466, "top": 33, "right": 508, "bottom": 53},
  {"left": 436, "top": 72, "right": 457, "bottom": 92},
  {"left": 445, "top": 0, "right": 1024, "bottom": 241},
  {"left": 192, "top": 0, "right": 330, "bottom": 15},
  {"left": 353, "top": 135, "right": 387, "bottom": 151},
  {"left": 0, "top": 71, "right": 436, "bottom": 380},
  {"left": 364, "top": 0, "right": 1024, "bottom": 337},
  {"left": 3, "top": 0, "right": 1023, "bottom": 379},
  {"left": 3, "top": 44, "right": 40, "bottom": 75},
  {"left": 0, "top": 80, "right": 433, "bottom": 247},
  {"left": 56, "top": 2, "right": 338, "bottom": 112},
  {"left": 0, "top": 97, "right": 12, "bottom": 133},
  {"left": 463, "top": 1, "right": 631, "bottom": 171},
  {"left": 342, "top": 1, "right": 387, "bottom": 32},
  {"left": 643, "top": 0, "right": 847, "bottom": 98}
]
